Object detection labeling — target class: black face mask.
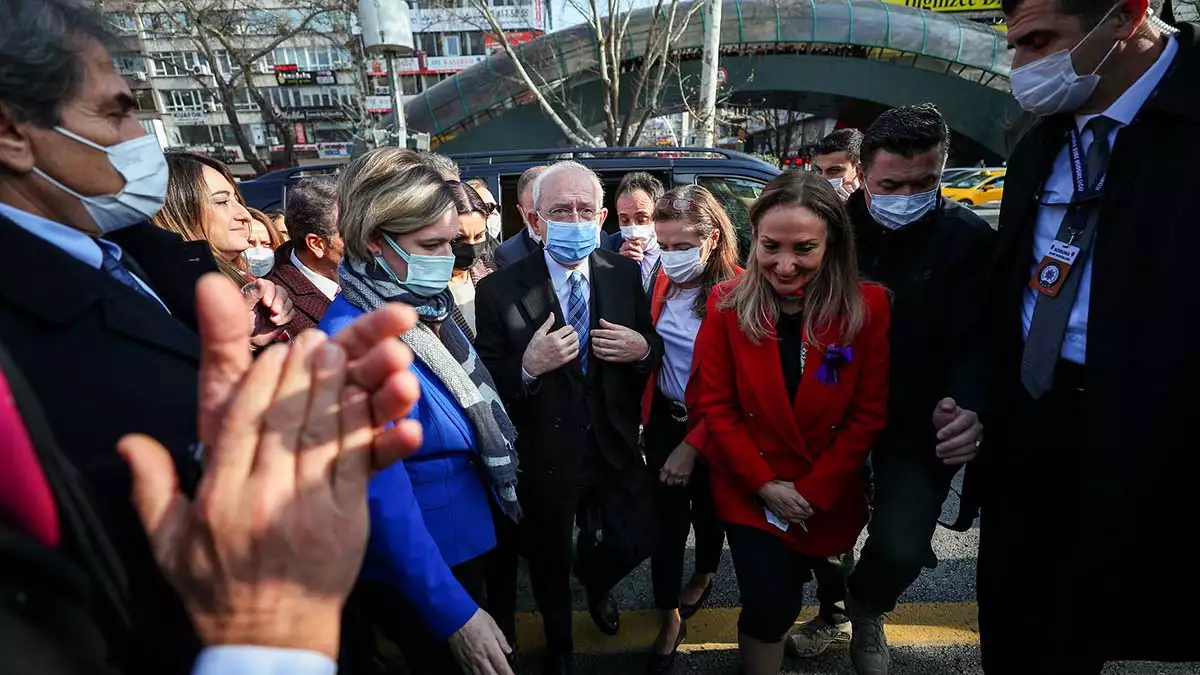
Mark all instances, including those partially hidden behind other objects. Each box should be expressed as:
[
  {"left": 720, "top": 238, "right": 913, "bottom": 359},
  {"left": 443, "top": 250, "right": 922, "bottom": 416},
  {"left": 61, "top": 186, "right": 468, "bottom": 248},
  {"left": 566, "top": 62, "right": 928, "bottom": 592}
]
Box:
[{"left": 452, "top": 240, "right": 487, "bottom": 270}]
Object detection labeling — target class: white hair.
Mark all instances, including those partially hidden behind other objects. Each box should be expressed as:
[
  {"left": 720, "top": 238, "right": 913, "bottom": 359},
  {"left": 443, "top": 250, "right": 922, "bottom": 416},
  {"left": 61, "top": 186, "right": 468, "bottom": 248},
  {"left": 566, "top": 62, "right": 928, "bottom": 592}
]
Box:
[{"left": 531, "top": 160, "right": 605, "bottom": 212}]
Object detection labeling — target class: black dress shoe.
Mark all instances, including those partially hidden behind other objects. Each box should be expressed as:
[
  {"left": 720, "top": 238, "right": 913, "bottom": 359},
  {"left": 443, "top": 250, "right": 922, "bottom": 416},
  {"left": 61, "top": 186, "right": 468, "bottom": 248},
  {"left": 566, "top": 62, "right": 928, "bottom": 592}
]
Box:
[
  {"left": 588, "top": 592, "right": 620, "bottom": 636},
  {"left": 679, "top": 580, "right": 714, "bottom": 620},
  {"left": 541, "top": 650, "right": 574, "bottom": 675},
  {"left": 646, "top": 619, "right": 687, "bottom": 674}
]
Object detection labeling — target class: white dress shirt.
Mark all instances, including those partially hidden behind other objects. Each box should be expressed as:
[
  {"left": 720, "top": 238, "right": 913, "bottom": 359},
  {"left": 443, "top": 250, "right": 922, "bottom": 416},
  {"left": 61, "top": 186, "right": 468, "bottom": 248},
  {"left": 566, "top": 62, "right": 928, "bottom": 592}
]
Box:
[
  {"left": 656, "top": 287, "right": 702, "bottom": 402},
  {"left": 639, "top": 243, "right": 661, "bottom": 290},
  {"left": 544, "top": 249, "right": 592, "bottom": 319},
  {"left": 289, "top": 248, "right": 339, "bottom": 301},
  {"left": 192, "top": 645, "right": 336, "bottom": 675},
  {"left": 1021, "top": 36, "right": 1177, "bottom": 364},
  {"left": 0, "top": 202, "right": 168, "bottom": 311}
]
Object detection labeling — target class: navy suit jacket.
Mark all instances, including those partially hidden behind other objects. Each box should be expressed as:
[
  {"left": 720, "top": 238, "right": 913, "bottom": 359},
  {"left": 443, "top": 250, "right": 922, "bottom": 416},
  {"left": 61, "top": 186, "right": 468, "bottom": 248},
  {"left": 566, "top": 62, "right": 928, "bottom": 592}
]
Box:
[{"left": 0, "top": 217, "right": 213, "bottom": 674}]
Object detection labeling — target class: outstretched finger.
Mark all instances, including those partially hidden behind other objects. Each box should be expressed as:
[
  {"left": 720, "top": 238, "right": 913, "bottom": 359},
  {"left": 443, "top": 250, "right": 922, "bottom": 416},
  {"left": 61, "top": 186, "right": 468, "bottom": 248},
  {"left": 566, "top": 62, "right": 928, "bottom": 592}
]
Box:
[
  {"left": 348, "top": 337, "right": 414, "bottom": 393},
  {"left": 195, "top": 274, "right": 256, "bottom": 454},
  {"left": 297, "top": 341, "right": 348, "bottom": 489},
  {"left": 255, "top": 331, "right": 325, "bottom": 494},
  {"left": 333, "top": 303, "right": 418, "bottom": 361}
]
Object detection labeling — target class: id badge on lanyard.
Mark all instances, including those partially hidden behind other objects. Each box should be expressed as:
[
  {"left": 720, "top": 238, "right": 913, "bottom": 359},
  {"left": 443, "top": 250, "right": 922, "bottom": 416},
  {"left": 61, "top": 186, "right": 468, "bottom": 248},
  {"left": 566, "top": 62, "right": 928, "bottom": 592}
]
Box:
[{"left": 1030, "top": 125, "right": 1106, "bottom": 298}]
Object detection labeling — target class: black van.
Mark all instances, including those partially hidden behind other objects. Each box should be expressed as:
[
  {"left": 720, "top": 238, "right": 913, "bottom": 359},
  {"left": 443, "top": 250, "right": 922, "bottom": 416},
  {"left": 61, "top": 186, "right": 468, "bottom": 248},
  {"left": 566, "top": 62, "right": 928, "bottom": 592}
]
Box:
[{"left": 238, "top": 147, "right": 781, "bottom": 247}]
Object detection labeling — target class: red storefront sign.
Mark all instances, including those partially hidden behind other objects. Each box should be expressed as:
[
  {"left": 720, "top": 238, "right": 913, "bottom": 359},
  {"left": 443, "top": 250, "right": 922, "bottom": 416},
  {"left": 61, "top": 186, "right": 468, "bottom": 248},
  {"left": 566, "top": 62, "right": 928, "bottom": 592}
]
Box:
[
  {"left": 483, "top": 30, "right": 543, "bottom": 53},
  {"left": 293, "top": 122, "right": 307, "bottom": 145}
]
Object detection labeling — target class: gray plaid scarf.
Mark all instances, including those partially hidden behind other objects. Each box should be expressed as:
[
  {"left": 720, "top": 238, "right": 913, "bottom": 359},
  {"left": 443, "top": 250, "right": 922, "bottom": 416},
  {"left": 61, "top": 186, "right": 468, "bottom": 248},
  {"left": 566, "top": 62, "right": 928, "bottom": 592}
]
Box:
[{"left": 339, "top": 259, "right": 521, "bottom": 521}]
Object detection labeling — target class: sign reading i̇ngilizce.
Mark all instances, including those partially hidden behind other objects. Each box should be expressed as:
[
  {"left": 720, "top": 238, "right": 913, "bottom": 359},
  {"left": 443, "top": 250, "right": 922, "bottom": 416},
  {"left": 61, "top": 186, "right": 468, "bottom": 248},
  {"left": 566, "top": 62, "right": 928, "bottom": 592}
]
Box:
[
  {"left": 883, "top": 0, "right": 1001, "bottom": 11},
  {"left": 276, "top": 69, "right": 338, "bottom": 86}
]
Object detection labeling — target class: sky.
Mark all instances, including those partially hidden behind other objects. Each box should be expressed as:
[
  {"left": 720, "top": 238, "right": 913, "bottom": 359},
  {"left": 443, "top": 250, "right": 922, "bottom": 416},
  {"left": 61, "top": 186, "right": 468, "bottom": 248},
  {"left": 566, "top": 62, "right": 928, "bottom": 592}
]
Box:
[{"left": 551, "top": 0, "right": 662, "bottom": 30}]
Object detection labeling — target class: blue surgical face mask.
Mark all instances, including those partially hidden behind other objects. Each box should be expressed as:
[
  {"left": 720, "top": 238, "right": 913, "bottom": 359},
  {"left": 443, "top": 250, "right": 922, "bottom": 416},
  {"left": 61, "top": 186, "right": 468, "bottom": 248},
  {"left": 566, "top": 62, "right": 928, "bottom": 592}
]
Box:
[
  {"left": 544, "top": 219, "right": 601, "bottom": 264},
  {"left": 377, "top": 234, "right": 455, "bottom": 297},
  {"left": 867, "top": 188, "right": 939, "bottom": 230}
]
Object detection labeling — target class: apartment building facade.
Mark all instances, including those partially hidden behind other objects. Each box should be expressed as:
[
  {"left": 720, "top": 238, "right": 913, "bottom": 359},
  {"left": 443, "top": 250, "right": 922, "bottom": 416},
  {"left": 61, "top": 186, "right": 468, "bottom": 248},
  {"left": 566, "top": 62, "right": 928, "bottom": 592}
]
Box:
[{"left": 103, "top": 1, "right": 547, "bottom": 176}]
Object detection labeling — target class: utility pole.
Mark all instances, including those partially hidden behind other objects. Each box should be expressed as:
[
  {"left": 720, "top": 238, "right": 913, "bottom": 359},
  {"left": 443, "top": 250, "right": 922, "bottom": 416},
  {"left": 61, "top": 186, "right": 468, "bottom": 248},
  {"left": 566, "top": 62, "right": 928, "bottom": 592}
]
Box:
[
  {"left": 696, "top": 0, "right": 722, "bottom": 147},
  {"left": 359, "top": 0, "right": 414, "bottom": 147},
  {"left": 386, "top": 52, "right": 406, "bottom": 146}
]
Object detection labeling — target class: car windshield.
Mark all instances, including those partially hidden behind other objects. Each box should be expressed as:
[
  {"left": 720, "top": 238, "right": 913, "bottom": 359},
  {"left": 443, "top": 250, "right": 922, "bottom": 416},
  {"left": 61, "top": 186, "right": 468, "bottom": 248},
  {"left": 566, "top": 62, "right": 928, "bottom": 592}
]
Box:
[{"left": 950, "top": 174, "right": 992, "bottom": 188}]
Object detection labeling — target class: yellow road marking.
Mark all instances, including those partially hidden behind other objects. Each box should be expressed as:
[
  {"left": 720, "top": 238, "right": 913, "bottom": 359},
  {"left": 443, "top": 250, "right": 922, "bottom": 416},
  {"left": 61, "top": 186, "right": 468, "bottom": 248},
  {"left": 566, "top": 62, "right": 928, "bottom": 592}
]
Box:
[{"left": 514, "top": 602, "right": 978, "bottom": 654}]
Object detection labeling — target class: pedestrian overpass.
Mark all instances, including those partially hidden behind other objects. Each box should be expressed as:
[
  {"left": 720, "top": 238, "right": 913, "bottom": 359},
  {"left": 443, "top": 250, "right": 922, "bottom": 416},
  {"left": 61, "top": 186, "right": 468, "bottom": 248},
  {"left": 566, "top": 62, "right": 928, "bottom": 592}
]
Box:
[{"left": 403, "top": 0, "right": 1021, "bottom": 158}]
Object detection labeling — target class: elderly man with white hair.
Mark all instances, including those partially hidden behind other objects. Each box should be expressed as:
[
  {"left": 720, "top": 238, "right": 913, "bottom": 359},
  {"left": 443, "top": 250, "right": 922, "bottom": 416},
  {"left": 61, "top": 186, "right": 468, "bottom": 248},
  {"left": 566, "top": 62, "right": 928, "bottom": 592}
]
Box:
[{"left": 475, "top": 160, "right": 663, "bottom": 674}]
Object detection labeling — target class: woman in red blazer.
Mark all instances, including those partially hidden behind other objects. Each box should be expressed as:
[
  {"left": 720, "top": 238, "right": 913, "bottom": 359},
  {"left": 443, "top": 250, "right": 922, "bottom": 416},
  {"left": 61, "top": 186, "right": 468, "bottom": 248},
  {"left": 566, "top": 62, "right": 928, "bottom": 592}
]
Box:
[
  {"left": 690, "top": 170, "right": 890, "bottom": 675},
  {"left": 638, "top": 185, "right": 741, "bottom": 673}
]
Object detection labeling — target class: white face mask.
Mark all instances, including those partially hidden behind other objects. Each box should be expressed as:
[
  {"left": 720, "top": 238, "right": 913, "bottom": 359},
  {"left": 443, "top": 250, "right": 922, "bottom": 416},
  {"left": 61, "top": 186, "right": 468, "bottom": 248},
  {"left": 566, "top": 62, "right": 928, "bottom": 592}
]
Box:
[
  {"left": 1009, "top": 3, "right": 1122, "bottom": 115},
  {"left": 826, "top": 176, "right": 844, "bottom": 190},
  {"left": 620, "top": 223, "right": 657, "bottom": 251},
  {"left": 32, "top": 127, "right": 168, "bottom": 234},
  {"left": 660, "top": 247, "right": 705, "bottom": 284},
  {"left": 868, "top": 188, "right": 939, "bottom": 230},
  {"left": 243, "top": 247, "right": 276, "bottom": 277},
  {"left": 486, "top": 213, "right": 502, "bottom": 240}
]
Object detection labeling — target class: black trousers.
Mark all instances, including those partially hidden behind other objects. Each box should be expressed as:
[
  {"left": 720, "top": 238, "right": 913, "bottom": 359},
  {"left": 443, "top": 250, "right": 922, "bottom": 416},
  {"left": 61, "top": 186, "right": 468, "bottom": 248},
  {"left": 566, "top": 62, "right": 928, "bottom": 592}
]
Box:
[
  {"left": 808, "top": 446, "right": 957, "bottom": 621},
  {"left": 343, "top": 556, "right": 487, "bottom": 675},
  {"left": 644, "top": 390, "right": 725, "bottom": 611},
  {"left": 484, "top": 500, "right": 520, "bottom": 648},
  {"left": 511, "top": 443, "right": 650, "bottom": 656},
  {"left": 725, "top": 523, "right": 825, "bottom": 643},
  {"left": 978, "top": 364, "right": 1106, "bottom": 675}
]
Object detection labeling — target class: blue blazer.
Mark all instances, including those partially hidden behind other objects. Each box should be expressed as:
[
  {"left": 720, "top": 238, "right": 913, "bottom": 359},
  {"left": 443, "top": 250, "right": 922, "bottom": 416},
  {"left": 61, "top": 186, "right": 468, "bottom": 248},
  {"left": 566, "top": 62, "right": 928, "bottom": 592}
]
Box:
[{"left": 319, "top": 295, "right": 496, "bottom": 640}]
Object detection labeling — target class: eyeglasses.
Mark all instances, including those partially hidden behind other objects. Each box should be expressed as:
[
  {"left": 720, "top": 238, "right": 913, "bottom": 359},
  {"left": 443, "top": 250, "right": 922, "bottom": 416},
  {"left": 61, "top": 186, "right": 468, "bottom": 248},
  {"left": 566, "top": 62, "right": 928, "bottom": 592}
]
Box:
[
  {"left": 656, "top": 198, "right": 695, "bottom": 212},
  {"left": 542, "top": 207, "right": 598, "bottom": 221}
]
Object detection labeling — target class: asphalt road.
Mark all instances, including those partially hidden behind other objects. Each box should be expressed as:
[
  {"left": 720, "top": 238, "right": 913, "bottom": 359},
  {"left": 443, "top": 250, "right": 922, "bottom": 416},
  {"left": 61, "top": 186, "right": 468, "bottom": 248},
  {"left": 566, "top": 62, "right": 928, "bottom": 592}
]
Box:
[{"left": 506, "top": 473, "right": 1200, "bottom": 674}]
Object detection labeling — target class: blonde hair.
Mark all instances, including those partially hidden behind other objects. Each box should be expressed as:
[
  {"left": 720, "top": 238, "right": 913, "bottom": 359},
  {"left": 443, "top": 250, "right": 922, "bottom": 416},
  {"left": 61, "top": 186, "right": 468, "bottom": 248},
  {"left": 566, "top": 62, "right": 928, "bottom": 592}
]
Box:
[
  {"left": 652, "top": 184, "right": 740, "bottom": 318},
  {"left": 247, "top": 207, "right": 286, "bottom": 248},
  {"left": 720, "top": 170, "right": 864, "bottom": 347},
  {"left": 337, "top": 148, "right": 456, "bottom": 262}
]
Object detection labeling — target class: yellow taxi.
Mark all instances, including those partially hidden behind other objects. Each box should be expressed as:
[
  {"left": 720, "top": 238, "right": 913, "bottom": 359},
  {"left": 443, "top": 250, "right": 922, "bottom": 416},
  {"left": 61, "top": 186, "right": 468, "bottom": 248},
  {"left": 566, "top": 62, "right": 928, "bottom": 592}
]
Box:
[{"left": 942, "top": 170, "right": 1006, "bottom": 206}]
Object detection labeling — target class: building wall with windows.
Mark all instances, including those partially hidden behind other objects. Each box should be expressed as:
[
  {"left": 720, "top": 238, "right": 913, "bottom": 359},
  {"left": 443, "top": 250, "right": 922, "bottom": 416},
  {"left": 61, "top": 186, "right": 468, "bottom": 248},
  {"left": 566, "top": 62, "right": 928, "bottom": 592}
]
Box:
[{"left": 101, "top": 0, "right": 548, "bottom": 176}]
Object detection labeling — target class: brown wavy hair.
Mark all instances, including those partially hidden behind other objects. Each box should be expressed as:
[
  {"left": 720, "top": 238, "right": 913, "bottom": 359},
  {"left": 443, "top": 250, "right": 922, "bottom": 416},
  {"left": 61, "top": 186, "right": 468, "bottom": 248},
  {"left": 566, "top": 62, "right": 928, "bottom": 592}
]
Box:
[
  {"left": 652, "top": 184, "right": 739, "bottom": 318},
  {"left": 152, "top": 152, "right": 247, "bottom": 285},
  {"left": 719, "top": 169, "right": 863, "bottom": 346}
]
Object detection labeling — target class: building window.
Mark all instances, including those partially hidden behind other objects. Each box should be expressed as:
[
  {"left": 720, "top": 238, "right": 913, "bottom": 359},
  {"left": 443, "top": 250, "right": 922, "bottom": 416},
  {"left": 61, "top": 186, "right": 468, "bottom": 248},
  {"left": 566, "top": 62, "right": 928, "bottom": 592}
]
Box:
[
  {"left": 419, "top": 33, "right": 443, "bottom": 57},
  {"left": 211, "top": 50, "right": 234, "bottom": 76},
  {"left": 150, "top": 51, "right": 210, "bottom": 77},
  {"left": 232, "top": 88, "right": 259, "bottom": 111},
  {"left": 443, "top": 34, "right": 462, "bottom": 56},
  {"left": 464, "top": 31, "right": 486, "bottom": 56},
  {"left": 113, "top": 54, "right": 147, "bottom": 75},
  {"left": 162, "top": 89, "right": 212, "bottom": 112},
  {"left": 143, "top": 12, "right": 189, "bottom": 38},
  {"left": 133, "top": 89, "right": 159, "bottom": 112},
  {"left": 492, "top": 0, "right": 523, "bottom": 6},
  {"left": 104, "top": 12, "right": 138, "bottom": 34}
]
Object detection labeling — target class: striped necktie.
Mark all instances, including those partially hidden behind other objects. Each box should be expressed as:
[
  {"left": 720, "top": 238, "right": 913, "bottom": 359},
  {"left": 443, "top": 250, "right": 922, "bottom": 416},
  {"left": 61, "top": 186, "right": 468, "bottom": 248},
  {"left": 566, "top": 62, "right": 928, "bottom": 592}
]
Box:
[{"left": 566, "top": 270, "right": 590, "bottom": 373}]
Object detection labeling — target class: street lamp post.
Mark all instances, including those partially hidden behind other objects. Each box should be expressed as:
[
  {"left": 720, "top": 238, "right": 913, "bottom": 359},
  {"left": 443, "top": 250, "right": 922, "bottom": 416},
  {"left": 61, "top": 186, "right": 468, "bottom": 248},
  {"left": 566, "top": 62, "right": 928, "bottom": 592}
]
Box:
[{"left": 358, "top": 0, "right": 415, "bottom": 147}]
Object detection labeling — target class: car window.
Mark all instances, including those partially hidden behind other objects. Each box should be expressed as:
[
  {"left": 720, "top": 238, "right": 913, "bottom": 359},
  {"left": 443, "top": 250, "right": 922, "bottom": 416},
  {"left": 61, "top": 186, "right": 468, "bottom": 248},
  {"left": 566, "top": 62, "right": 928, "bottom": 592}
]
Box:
[
  {"left": 290, "top": 167, "right": 340, "bottom": 179},
  {"left": 949, "top": 174, "right": 986, "bottom": 188},
  {"left": 596, "top": 169, "right": 671, "bottom": 235},
  {"left": 988, "top": 177, "right": 1005, "bottom": 189},
  {"left": 696, "top": 175, "right": 766, "bottom": 257}
]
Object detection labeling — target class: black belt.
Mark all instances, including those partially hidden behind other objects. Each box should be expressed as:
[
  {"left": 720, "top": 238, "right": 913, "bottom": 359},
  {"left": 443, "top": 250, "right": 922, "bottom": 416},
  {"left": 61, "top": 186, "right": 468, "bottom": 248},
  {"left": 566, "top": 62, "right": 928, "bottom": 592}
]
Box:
[{"left": 653, "top": 389, "right": 689, "bottom": 423}]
